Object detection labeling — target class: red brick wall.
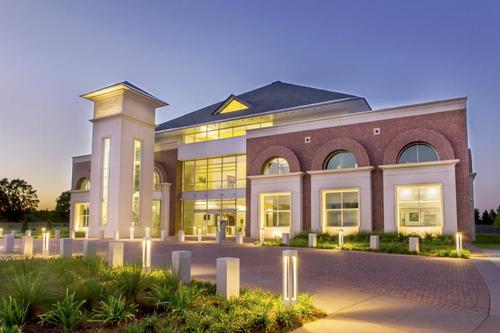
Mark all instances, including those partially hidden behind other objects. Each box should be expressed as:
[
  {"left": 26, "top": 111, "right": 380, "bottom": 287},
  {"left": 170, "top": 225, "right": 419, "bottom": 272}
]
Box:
[{"left": 246, "top": 109, "right": 473, "bottom": 239}]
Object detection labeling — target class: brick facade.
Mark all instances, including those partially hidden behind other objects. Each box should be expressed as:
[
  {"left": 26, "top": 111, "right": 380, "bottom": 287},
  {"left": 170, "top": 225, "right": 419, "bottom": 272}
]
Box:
[{"left": 246, "top": 109, "right": 473, "bottom": 239}]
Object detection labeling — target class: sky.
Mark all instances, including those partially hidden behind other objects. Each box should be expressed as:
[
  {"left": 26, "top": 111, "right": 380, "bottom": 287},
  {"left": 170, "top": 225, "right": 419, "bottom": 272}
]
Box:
[{"left": 0, "top": 0, "right": 499, "bottom": 211}]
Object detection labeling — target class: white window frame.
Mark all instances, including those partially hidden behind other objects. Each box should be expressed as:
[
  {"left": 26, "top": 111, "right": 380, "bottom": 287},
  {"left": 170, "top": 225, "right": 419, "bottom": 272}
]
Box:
[
  {"left": 131, "top": 138, "right": 143, "bottom": 226},
  {"left": 396, "top": 183, "right": 444, "bottom": 228},
  {"left": 321, "top": 188, "right": 360, "bottom": 229},
  {"left": 259, "top": 192, "right": 292, "bottom": 229}
]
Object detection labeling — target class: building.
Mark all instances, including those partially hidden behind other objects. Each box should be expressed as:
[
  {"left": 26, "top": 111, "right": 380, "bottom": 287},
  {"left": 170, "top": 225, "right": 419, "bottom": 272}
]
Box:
[{"left": 70, "top": 81, "right": 475, "bottom": 240}]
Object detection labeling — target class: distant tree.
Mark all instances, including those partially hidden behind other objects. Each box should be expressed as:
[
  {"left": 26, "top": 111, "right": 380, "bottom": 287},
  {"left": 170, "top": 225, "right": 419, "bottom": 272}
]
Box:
[
  {"left": 490, "top": 209, "right": 498, "bottom": 224},
  {"left": 0, "top": 178, "right": 39, "bottom": 222},
  {"left": 474, "top": 208, "right": 481, "bottom": 225},
  {"left": 55, "top": 191, "right": 71, "bottom": 222},
  {"left": 481, "top": 210, "right": 492, "bottom": 225},
  {"left": 494, "top": 212, "right": 500, "bottom": 230}
]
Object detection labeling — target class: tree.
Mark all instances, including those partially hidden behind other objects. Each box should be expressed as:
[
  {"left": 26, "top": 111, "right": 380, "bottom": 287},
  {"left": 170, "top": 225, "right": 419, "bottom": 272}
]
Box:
[
  {"left": 55, "top": 191, "right": 71, "bottom": 222},
  {"left": 0, "top": 178, "right": 39, "bottom": 222},
  {"left": 490, "top": 209, "right": 497, "bottom": 224},
  {"left": 481, "top": 210, "right": 492, "bottom": 225},
  {"left": 474, "top": 208, "right": 481, "bottom": 225},
  {"left": 494, "top": 212, "right": 500, "bottom": 230}
]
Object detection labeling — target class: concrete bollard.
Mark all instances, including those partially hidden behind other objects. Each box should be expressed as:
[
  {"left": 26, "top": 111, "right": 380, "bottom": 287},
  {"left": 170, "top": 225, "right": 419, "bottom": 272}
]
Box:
[
  {"left": 60, "top": 238, "right": 73, "bottom": 257},
  {"left": 235, "top": 232, "right": 243, "bottom": 245},
  {"left": 83, "top": 240, "right": 98, "bottom": 258},
  {"left": 25, "top": 230, "right": 32, "bottom": 237},
  {"left": 172, "top": 251, "right": 191, "bottom": 284},
  {"left": 55, "top": 230, "right": 61, "bottom": 239},
  {"left": 370, "top": 235, "right": 380, "bottom": 250},
  {"left": 308, "top": 233, "right": 317, "bottom": 248},
  {"left": 259, "top": 228, "right": 265, "bottom": 243},
  {"left": 21, "top": 236, "right": 33, "bottom": 256},
  {"left": 108, "top": 242, "right": 124, "bottom": 267},
  {"left": 114, "top": 230, "right": 120, "bottom": 240},
  {"left": 409, "top": 237, "right": 420, "bottom": 253},
  {"left": 10, "top": 230, "right": 16, "bottom": 237},
  {"left": 160, "top": 230, "right": 167, "bottom": 241},
  {"left": 3, "top": 234, "right": 14, "bottom": 253},
  {"left": 216, "top": 257, "right": 240, "bottom": 299},
  {"left": 282, "top": 233, "right": 290, "bottom": 245},
  {"left": 178, "top": 230, "right": 185, "bottom": 243},
  {"left": 70, "top": 230, "right": 75, "bottom": 239},
  {"left": 0, "top": 228, "right": 3, "bottom": 238},
  {"left": 216, "top": 231, "right": 223, "bottom": 243}
]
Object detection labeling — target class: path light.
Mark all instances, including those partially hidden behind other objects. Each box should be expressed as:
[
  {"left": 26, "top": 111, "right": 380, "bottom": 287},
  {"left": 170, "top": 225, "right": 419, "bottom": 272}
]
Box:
[
  {"left": 455, "top": 232, "right": 463, "bottom": 253},
  {"left": 338, "top": 230, "right": 344, "bottom": 249},
  {"left": 282, "top": 250, "right": 298, "bottom": 304},
  {"left": 0, "top": 228, "right": 3, "bottom": 237},
  {"left": 145, "top": 227, "right": 150, "bottom": 239},
  {"left": 259, "top": 228, "right": 265, "bottom": 244},
  {"left": 142, "top": 235, "right": 152, "bottom": 272},
  {"left": 197, "top": 228, "right": 202, "bottom": 242},
  {"left": 114, "top": 230, "right": 120, "bottom": 240},
  {"left": 42, "top": 228, "right": 50, "bottom": 256},
  {"left": 130, "top": 226, "right": 135, "bottom": 240}
]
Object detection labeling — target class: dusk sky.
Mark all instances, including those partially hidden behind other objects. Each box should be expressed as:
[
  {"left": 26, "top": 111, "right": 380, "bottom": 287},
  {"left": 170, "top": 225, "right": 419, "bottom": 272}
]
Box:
[{"left": 0, "top": 0, "right": 499, "bottom": 211}]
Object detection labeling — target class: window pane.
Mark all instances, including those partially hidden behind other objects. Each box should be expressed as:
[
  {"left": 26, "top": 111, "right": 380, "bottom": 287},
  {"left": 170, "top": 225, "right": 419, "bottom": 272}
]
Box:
[
  {"left": 343, "top": 210, "right": 358, "bottom": 226},
  {"left": 421, "top": 208, "right": 441, "bottom": 226},
  {"left": 399, "top": 208, "right": 420, "bottom": 226},
  {"left": 326, "top": 211, "right": 341, "bottom": 227},
  {"left": 278, "top": 212, "right": 291, "bottom": 226},
  {"left": 325, "top": 151, "right": 357, "bottom": 169},
  {"left": 342, "top": 191, "right": 358, "bottom": 208},
  {"left": 397, "top": 185, "right": 442, "bottom": 227},
  {"left": 263, "top": 158, "right": 289, "bottom": 175},
  {"left": 419, "top": 186, "right": 440, "bottom": 202},
  {"left": 418, "top": 145, "right": 439, "bottom": 162},
  {"left": 183, "top": 161, "right": 195, "bottom": 191},
  {"left": 265, "top": 212, "right": 277, "bottom": 227},
  {"left": 263, "top": 196, "right": 276, "bottom": 211},
  {"left": 325, "top": 192, "right": 341, "bottom": 209},
  {"left": 398, "top": 144, "right": 418, "bottom": 164},
  {"left": 398, "top": 188, "right": 418, "bottom": 202},
  {"left": 277, "top": 195, "right": 290, "bottom": 210}
]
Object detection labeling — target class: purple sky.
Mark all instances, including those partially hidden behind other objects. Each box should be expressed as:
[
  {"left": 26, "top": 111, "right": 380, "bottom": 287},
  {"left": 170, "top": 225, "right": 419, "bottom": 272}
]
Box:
[{"left": 0, "top": 0, "right": 499, "bottom": 211}]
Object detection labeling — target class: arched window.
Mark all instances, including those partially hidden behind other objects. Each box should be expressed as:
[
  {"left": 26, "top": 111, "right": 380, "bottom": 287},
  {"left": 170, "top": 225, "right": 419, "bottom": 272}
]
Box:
[
  {"left": 153, "top": 169, "right": 162, "bottom": 190},
  {"left": 263, "top": 157, "right": 290, "bottom": 175},
  {"left": 397, "top": 143, "right": 439, "bottom": 164},
  {"left": 324, "top": 150, "right": 357, "bottom": 169},
  {"left": 76, "top": 177, "right": 90, "bottom": 191}
]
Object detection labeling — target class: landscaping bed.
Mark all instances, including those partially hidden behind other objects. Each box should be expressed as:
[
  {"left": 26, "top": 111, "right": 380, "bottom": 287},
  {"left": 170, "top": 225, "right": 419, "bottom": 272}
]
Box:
[
  {"left": 473, "top": 233, "right": 500, "bottom": 249},
  {"left": 261, "top": 232, "right": 469, "bottom": 258},
  {"left": 0, "top": 257, "right": 323, "bottom": 332}
]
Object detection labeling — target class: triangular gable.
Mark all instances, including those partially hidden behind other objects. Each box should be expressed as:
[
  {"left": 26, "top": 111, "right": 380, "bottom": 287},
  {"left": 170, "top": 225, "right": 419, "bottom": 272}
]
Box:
[{"left": 215, "top": 95, "right": 250, "bottom": 114}]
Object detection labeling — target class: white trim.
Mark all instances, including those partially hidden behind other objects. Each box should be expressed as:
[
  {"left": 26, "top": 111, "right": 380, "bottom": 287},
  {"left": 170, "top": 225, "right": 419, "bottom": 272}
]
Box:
[
  {"left": 90, "top": 112, "right": 156, "bottom": 128},
  {"left": 379, "top": 159, "right": 460, "bottom": 170},
  {"left": 246, "top": 97, "right": 466, "bottom": 139},
  {"left": 72, "top": 154, "right": 91, "bottom": 163},
  {"left": 307, "top": 166, "right": 373, "bottom": 175},
  {"left": 248, "top": 172, "right": 304, "bottom": 180}
]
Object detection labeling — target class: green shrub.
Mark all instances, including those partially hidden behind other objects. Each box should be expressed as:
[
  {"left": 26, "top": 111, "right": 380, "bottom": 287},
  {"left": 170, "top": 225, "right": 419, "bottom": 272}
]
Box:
[
  {"left": 0, "top": 297, "right": 28, "bottom": 329},
  {"left": 152, "top": 285, "right": 200, "bottom": 315},
  {"left": 110, "top": 265, "right": 150, "bottom": 302},
  {"left": 0, "top": 325, "right": 21, "bottom": 333},
  {"left": 94, "top": 294, "right": 137, "bottom": 325},
  {"left": 39, "top": 290, "right": 87, "bottom": 333}
]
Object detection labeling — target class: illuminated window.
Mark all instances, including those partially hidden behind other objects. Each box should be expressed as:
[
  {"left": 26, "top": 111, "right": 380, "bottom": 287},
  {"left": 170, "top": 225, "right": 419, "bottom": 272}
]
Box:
[
  {"left": 153, "top": 169, "right": 161, "bottom": 191},
  {"left": 182, "top": 116, "right": 273, "bottom": 144},
  {"left": 397, "top": 143, "right": 439, "bottom": 164},
  {"left": 182, "top": 155, "right": 246, "bottom": 191},
  {"left": 152, "top": 200, "right": 161, "bottom": 237},
  {"left": 77, "top": 177, "right": 90, "bottom": 191},
  {"left": 101, "top": 138, "right": 110, "bottom": 226},
  {"left": 262, "top": 193, "right": 291, "bottom": 227},
  {"left": 218, "top": 98, "right": 249, "bottom": 114},
  {"left": 263, "top": 157, "right": 289, "bottom": 175},
  {"left": 75, "top": 203, "right": 89, "bottom": 230},
  {"left": 131, "top": 140, "right": 142, "bottom": 226},
  {"left": 397, "top": 185, "right": 442, "bottom": 227},
  {"left": 323, "top": 189, "right": 359, "bottom": 227},
  {"left": 324, "top": 150, "right": 357, "bottom": 169}
]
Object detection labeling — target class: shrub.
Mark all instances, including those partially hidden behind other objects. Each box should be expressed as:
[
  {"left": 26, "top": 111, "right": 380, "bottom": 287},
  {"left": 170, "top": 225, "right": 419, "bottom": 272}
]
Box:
[
  {"left": 94, "top": 294, "right": 137, "bottom": 326},
  {"left": 0, "top": 325, "right": 21, "bottom": 333},
  {"left": 0, "top": 297, "right": 28, "bottom": 329},
  {"left": 5, "top": 271, "right": 53, "bottom": 313},
  {"left": 110, "top": 265, "right": 150, "bottom": 302},
  {"left": 152, "top": 285, "right": 200, "bottom": 315},
  {"left": 39, "top": 290, "right": 87, "bottom": 333}
]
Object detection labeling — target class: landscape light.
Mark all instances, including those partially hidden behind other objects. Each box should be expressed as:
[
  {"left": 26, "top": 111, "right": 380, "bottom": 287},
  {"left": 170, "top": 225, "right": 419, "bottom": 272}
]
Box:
[
  {"left": 145, "top": 227, "right": 150, "bottom": 238},
  {"left": 455, "top": 232, "right": 463, "bottom": 253},
  {"left": 282, "top": 250, "right": 298, "bottom": 304},
  {"left": 142, "top": 236, "right": 152, "bottom": 272},
  {"left": 130, "top": 226, "right": 135, "bottom": 240},
  {"left": 0, "top": 228, "right": 3, "bottom": 237},
  {"left": 338, "top": 230, "right": 344, "bottom": 249},
  {"left": 114, "top": 230, "right": 120, "bottom": 240},
  {"left": 197, "top": 227, "right": 202, "bottom": 242},
  {"left": 42, "top": 229, "right": 50, "bottom": 256},
  {"left": 259, "top": 228, "right": 265, "bottom": 244}
]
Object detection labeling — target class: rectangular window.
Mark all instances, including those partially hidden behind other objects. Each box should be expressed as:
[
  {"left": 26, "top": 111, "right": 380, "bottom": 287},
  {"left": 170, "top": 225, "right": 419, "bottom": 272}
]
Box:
[
  {"left": 131, "top": 140, "right": 142, "bottom": 226},
  {"left": 262, "top": 193, "right": 291, "bottom": 227},
  {"left": 397, "top": 185, "right": 442, "bottom": 227},
  {"left": 152, "top": 200, "right": 161, "bottom": 237},
  {"left": 323, "top": 189, "right": 359, "bottom": 227},
  {"left": 100, "top": 138, "right": 111, "bottom": 226},
  {"left": 75, "top": 203, "right": 89, "bottom": 230}
]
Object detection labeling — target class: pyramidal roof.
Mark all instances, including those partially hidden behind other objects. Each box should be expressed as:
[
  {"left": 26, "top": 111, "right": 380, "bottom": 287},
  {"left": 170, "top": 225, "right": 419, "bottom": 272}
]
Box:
[{"left": 156, "top": 81, "right": 368, "bottom": 132}]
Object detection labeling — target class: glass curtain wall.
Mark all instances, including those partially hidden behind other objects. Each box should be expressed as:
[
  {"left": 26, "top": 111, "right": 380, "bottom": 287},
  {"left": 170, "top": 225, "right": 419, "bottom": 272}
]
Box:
[
  {"left": 100, "top": 138, "right": 110, "bottom": 226},
  {"left": 131, "top": 140, "right": 142, "bottom": 226},
  {"left": 183, "top": 155, "right": 246, "bottom": 191},
  {"left": 152, "top": 200, "right": 161, "bottom": 237}
]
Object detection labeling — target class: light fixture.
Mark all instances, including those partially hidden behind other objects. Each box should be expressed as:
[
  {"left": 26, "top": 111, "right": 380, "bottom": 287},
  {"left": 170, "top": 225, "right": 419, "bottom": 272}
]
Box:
[
  {"left": 142, "top": 236, "right": 152, "bottom": 272},
  {"left": 338, "top": 230, "right": 344, "bottom": 249},
  {"left": 0, "top": 228, "right": 3, "bottom": 237},
  {"left": 197, "top": 227, "right": 202, "bottom": 242},
  {"left": 114, "top": 230, "right": 120, "bottom": 240},
  {"left": 282, "top": 250, "right": 298, "bottom": 304},
  {"left": 259, "top": 228, "right": 265, "bottom": 244},
  {"left": 455, "top": 232, "right": 463, "bottom": 253},
  {"left": 145, "top": 227, "right": 150, "bottom": 238},
  {"left": 130, "top": 226, "right": 135, "bottom": 240},
  {"left": 42, "top": 229, "right": 50, "bottom": 256}
]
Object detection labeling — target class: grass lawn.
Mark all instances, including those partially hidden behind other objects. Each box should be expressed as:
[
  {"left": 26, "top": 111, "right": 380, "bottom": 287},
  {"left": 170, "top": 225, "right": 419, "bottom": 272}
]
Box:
[
  {"left": 261, "top": 232, "right": 470, "bottom": 258},
  {"left": 473, "top": 233, "right": 500, "bottom": 249},
  {"left": 0, "top": 257, "right": 323, "bottom": 332}
]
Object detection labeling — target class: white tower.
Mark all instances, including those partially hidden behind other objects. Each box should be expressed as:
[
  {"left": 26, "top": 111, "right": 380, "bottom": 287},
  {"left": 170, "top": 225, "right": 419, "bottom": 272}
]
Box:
[{"left": 81, "top": 82, "right": 167, "bottom": 238}]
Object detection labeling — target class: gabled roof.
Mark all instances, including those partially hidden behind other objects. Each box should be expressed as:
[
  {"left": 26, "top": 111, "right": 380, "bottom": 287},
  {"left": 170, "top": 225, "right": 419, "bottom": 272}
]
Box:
[{"left": 156, "top": 81, "right": 367, "bottom": 132}]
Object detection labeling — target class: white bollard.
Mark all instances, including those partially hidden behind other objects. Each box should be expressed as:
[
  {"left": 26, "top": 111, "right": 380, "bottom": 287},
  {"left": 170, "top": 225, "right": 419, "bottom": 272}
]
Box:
[
  {"left": 21, "top": 236, "right": 33, "bottom": 256},
  {"left": 160, "top": 230, "right": 167, "bottom": 241},
  {"left": 55, "top": 230, "right": 61, "bottom": 239},
  {"left": 142, "top": 237, "right": 152, "bottom": 272},
  {"left": 370, "top": 235, "right": 380, "bottom": 250},
  {"left": 338, "top": 230, "right": 344, "bottom": 249},
  {"left": 216, "top": 257, "right": 240, "bottom": 299},
  {"left": 145, "top": 227, "right": 150, "bottom": 239},
  {"left": 60, "top": 238, "right": 73, "bottom": 258},
  {"left": 178, "top": 230, "right": 185, "bottom": 243},
  {"left": 216, "top": 231, "right": 223, "bottom": 243},
  {"left": 282, "top": 233, "right": 290, "bottom": 245},
  {"left": 3, "top": 234, "right": 14, "bottom": 253},
  {"left": 259, "top": 228, "right": 265, "bottom": 244},
  {"left": 455, "top": 232, "right": 463, "bottom": 253},
  {"left": 409, "top": 237, "right": 420, "bottom": 253},
  {"left": 308, "top": 233, "right": 317, "bottom": 248},
  {"left": 83, "top": 240, "right": 98, "bottom": 258},
  {"left": 25, "top": 230, "right": 31, "bottom": 237},
  {"left": 235, "top": 232, "right": 243, "bottom": 245},
  {"left": 130, "top": 226, "right": 135, "bottom": 240},
  {"left": 114, "top": 230, "right": 120, "bottom": 240},
  {"left": 282, "top": 250, "right": 298, "bottom": 304},
  {"left": 42, "top": 231, "right": 50, "bottom": 256},
  {"left": 70, "top": 230, "right": 75, "bottom": 239},
  {"left": 108, "top": 242, "right": 124, "bottom": 267},
  {"left": 0, "top": 228, "right": 3, "bottom": 238},
  {"left": 84, "top": 228, "right": 89, "bottom": 239},
  {"left": 172, "top": 251, "right": 191, "bottom": 284},
  {"left": 197, "top": 228, "right": 202, "bottom": 242},
  {"left": 10, "top": 230, "right": 16, "bottom": 237}
]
